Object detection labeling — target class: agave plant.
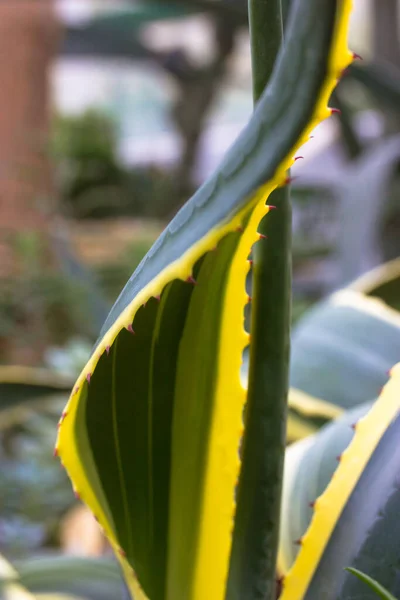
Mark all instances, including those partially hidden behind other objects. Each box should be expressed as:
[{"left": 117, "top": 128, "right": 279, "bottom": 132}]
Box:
[{"left": 53, "top": 1, "right": 400, "bottom": 599}]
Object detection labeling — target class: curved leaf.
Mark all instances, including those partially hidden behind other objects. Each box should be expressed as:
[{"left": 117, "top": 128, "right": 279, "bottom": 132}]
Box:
[
  {"left": 280, "top": 362, "right": 400, "bottom": 600},
  {"left": 278, "top": 401, "right": 371, "bottom": 574},
  {"left": 345, "top": 568, "right": 398, "bottom": 600},
  {"left": 14, "top": 557, "right": 122, "bottom": 600},
  {"left": 0, "top": 555, "right": 35, "bottom": 600},
  {"left": 56, "top": 1, "right": 353, "bottom": 598},
  {"left": 0, "top": 367, "right": 73, "bottom": 411},
  {"left": 350, "top": 257, "right": 400, "bottom": 312},
  {"left": 286, "top": 388, "right": 343, "bottom": 443},
  {"left": 290, "top": 290, "right": 400, "bottom": 409}
]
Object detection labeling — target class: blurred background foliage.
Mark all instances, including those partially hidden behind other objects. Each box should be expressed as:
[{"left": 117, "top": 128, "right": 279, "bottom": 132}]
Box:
[{"left": 0, "top": 0, "right": 400, "bottom": 598}]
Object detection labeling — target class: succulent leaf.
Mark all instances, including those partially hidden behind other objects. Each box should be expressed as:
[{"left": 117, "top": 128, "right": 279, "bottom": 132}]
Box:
[
  {"left": 280, "top": 363, "right": 400, "bottom": 600},
  {"left": 56, "top": 1, "right": 353, "bottom": 598}
]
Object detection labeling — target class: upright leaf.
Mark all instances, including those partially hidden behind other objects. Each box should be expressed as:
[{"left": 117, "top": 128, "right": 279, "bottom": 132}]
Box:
[{"left": 56, "top": 1, "right": 353, "bottom": 598}]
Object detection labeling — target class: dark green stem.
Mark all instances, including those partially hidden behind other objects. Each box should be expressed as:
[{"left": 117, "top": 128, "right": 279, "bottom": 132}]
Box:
[{"left": 226, "top": 1, "right": 290, "bottom": 599}]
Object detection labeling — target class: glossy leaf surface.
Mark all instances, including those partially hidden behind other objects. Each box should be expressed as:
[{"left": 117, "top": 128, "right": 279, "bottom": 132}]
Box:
[{"left": 57, "top": 1, "right": 353, "bottom": 598}]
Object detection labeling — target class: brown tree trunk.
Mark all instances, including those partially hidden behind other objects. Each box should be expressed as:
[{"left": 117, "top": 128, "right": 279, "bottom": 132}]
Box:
[
  {"left": 0, "top": 0, "right": 60, "bottom": 275},
  {"left": 373, "top": 0, "right": 400, "bottom": 67},
  {"left": 0, "top": 1, "right": 61, "bottom": 364},
  {"left": 372, "top": 0, "right": 400, "bottom": 133}
]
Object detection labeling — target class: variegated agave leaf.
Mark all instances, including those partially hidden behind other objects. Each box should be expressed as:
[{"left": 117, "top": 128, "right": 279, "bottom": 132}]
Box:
[{"left": 56, "top": 1, "right": 353, "bottom": 599}]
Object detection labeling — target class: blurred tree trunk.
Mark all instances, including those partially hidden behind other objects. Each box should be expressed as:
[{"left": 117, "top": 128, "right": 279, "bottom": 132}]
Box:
[
  {"left": 372, "top": 0, "right": 400, "bottom": 132},
  {"left": 0, "top": 1, "right": 61, "bottom": 364},
  {"left": 0, "top": 0, "right": 60, "bottom": 275},
  {"left": 372, "top": 0, "right": 400, "bottom": 67}
]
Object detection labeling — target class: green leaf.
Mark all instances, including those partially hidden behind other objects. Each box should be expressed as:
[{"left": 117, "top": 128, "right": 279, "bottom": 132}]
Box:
[
  {"left": 0, "top": 367, "right": 73, "bottom": 411},
  {"left": 350, "top": 257, "right": 400, "bottom": 313},
  {"left": 57, "top": 1, "right": 353, "bottom": 598},
  {"left": 0, "top": 554, "right": 36, "bottom": 600},
  {"left": 241, "top": 349, "right": 343, "bottom": 443},
  {"left": 290, "top": 289, "right": 400, "bottom": 409},
  {"left": 226, "top": 1, "right": 289, "bottom": 597},
  {"left": 279, "top": 363, "right": 400, "bottom": 600},
  {"left": 0, "top": 366, "right": 72, "bottom": 431},
  {"left": 278, "top": 400, "right": 372, "bottom": 574},
  {"left": 14, "top": 557, "right": 123, "bottom": 600},
  {"left": 345, "top": 568, "right": 398, "bottom": 600}
]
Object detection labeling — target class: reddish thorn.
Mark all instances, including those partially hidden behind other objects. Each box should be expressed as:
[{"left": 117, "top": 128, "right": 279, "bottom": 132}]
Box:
[
  {"left": 336, "top": 454, "right": 342, "bottom": 462},
  {"left": 127, "top": 324, "right": 135, "bottom": 335},
  {"left": 350, "top": 422, "right": 357, "bottom": 431},
  {"left": 155, "top": 294, "right": 161, "bottom": 302},
  {"left": 284, "top": 176, "right": 297, "bottom": 185},
  {"left": 309, "top": 135, "right": 315, "bottom": 139},
  {"left": 105, "top": 345, "right": 110, "bottom": 356},
  {"left": 309, "top": 501, "right": 315, "bottom": 508},
  {"left": 294, "top": 156, "right": 304, "bottom": 162},
  {"left": 330, "top": 107, "right": 341, "bottom": 115},
  {"left": 352, "top": 51, "right": 363, "bottom": 61},
  {"left": 119, "top": 548, "right": 127, "bottom": 558},
  {"left": 247, "top": 295, "right": 252, "bottom": 303},
  {"left": 267, "top": 205, "right": 277, "bottom": 210},
  {"left": 62, "top": 411, "right": 68, "bottom": 419},
  {"left": 235, "top": 226, "right": 244, "bottom": 233},
  {"left": 186, "top": 276, "right": 197, "bottom": 285},
  {"left": 53, "top": 447, "right": 58, "bottom": 458},
  {"left": 86, "top": 373, "right": 91, "bottom": 385},
  {"left": 276, "top": 575, "right": 284, "bottom": 595},
  {"left": 57, "top": 422, "right": 62, "bottom": 430},
  {"left": 248, "top": 259, "right": 253, "bottom": 265},
  {"left": 294, "top": 538, "right": 303, "bottom": 546},
  {"left": 386, "top": 368, "right": 391, "bottom": 376},
  {"left": 340, "top": 67, "right": 350, "bottom": 78},
  {"left": 258, "top": 233, "right": 267, "bottom": 240},
  {"left": 74, "top": 490, "right": 80, "bottom": 500},
  {"left": 74, "top": 386, "right": 80, "bottom": 394}
]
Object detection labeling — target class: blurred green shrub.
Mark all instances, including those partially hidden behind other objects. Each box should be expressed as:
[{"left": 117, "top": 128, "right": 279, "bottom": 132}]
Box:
[
  {"left": 52, "top": 109, "right": 178, "bottom": 220},
  {"left": 0, "top": 232, "right": 97, "bottom": 361}
]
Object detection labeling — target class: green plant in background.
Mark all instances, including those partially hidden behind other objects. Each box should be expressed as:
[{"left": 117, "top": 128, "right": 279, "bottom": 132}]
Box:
[
  {"left": 0, "top": 232, "right": 98, "bottom": 363},
  {"left": 52, "top": 110, "right": 178, "bottom": 220}
]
